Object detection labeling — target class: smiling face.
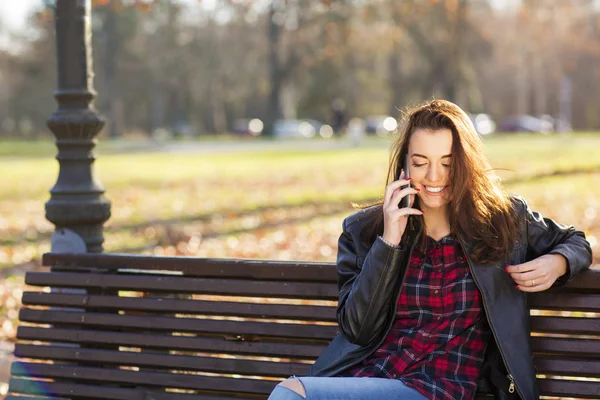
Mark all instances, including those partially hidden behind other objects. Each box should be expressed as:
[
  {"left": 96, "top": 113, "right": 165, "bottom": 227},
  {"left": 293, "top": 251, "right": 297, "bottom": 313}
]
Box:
[{"left": 408, "top": 128, "right": 453, "bottom": 211}]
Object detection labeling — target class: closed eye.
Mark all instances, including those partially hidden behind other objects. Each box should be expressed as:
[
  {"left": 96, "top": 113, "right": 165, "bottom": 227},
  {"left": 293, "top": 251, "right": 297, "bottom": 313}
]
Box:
[{"left": 413, "top": 163, "right": 451, "bottom": 168}]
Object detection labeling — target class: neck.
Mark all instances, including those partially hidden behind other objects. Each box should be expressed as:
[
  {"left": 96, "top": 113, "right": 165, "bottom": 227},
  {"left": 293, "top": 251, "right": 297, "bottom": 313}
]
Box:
[{"left": 421, "top": 203, "right": 451, "bottom": 236}]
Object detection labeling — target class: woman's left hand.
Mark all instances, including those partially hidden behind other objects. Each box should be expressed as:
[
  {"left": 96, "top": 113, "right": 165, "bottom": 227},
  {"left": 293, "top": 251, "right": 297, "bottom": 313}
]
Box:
[{"left": 506, "top": 254, "right": 568, "bottom": 292}]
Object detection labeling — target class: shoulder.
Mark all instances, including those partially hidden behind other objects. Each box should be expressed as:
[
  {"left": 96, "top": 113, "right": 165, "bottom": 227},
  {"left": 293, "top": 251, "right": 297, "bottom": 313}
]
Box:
[
  {"left": 342, "top": 204, "right": 382, "bottom": 232},
  {"left": 508, "top": 194, "right": 529, "bottom": 216},
  {"left": 506, "top": 194, "right": 535, "bottom": 238}
]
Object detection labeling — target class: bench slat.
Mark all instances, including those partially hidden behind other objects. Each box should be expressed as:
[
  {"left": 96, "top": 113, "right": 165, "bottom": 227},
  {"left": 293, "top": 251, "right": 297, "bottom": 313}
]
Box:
[
  {"left": 534, "top": 357, "right": 600, "bottom": 377},
  {"left": 12, "top": 362, "right": 277, "bottom": 395},
  {"left": 538, "top": 378, "right": 600, "bottom": 398},
  {"left": 21, "top": 292, "right": 337, "bottom": 322},
  {"left": 531, "top": 316, "right": 600, "bottom": 335},
  {"left": 25, "top": 272, "right": 338, "bottom": 300},
  {"left": 19, "top": 308, "right": 338, "bottom": 341},
  {"left": 14, "top": 344, "right": 310, "bottom": 378},
  {"left": 529, "top": 292, "right": 600, "bottom": 311},
  {"left": 43, "top": 253, "right": 600, "bottom": 289},
  {"left": 8, "top": 378, "right": 259, "bottom": 400},
  {"left": 560, "top": 268, "right": 600, "bottom": 291},
  {"left": 532, "top": 337, "right": 600, "bottom": 357},
  {"left": 5, "top": 396, "right": 68, "bottom": 400},
  {"left": 17, "top": 326, "right": 327, "bottom": 358},
  {"left": 42, "top": 252, "right": 339, "bottom": 283}
]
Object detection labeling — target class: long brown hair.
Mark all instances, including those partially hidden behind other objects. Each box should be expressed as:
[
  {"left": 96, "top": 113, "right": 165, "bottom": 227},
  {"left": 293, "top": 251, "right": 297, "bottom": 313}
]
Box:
[{"left": 359, "top": 99, "right": 518, "bottom": 265}]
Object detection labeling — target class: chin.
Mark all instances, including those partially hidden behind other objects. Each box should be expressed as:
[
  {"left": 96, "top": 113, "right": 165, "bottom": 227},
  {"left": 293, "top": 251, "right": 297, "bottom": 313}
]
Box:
[{"left": 419, "top": 196, "right": 451, "bottom": 210}]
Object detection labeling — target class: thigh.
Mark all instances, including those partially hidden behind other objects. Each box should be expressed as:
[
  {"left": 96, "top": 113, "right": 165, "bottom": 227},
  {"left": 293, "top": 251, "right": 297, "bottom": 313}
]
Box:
[{"left": 293, "top": 376, "right": 427, "bottom": 400}]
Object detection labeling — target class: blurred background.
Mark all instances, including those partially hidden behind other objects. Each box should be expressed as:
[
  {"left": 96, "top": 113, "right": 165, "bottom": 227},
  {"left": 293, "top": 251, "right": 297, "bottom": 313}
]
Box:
[
  {"left": 3, "top": 0, "right": 600, "bottom": 138},
  {"left": 0, "top": 0, "right": 599, "bottom": 396}
]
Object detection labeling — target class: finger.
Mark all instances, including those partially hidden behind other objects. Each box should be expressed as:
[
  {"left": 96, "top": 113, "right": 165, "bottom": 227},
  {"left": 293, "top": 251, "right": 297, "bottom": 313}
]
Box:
[
  {"left": 512, "top": 271, "right": 551, "bottom": 286},
  {"left": 388, "top": 207, "right": 424, "bottom": 219},
  {"left": 508, "top": 269, "right": 545, "bottom": 282},
  {"left": 511, "top": 276, "right": 551, "bottom": 289},
  {"left": 512, "top": 273, "right": 550, "bottom": 289},
  {"left": 384, "top": 178, "right": 413, "bottom": 205},
  {"left": 389, "top": 187, "right": 420, "bottom": 209},
  {"left": 512, "top": 277, "right": 548, "bottom": 288},
  {"left": 516, "top": 280, "right": 552, "bottom": 292},
  {"left": 505, "top": 260, "right": 537, "bottom": 274}
]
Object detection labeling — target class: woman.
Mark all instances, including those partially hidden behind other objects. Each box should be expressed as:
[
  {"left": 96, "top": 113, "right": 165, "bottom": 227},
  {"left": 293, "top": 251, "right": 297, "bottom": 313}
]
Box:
[{"left": 267, "top": 100, "right": 592, "bottom": 400}]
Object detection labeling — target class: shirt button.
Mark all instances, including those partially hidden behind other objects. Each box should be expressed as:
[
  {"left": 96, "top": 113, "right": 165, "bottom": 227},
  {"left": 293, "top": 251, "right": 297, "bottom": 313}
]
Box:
[
  {"left": 434, "top": 290, "right": 439, "bottom": 294},
  {"left": 437, "top": 316, "right": 441, "bottom": 320},
  {"left": 392, "top": 373, "right": 397, "bottom": 378}
]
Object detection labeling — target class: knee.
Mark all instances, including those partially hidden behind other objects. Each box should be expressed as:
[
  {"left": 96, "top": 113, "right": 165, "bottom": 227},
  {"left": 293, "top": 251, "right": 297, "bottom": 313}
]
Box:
[{"left": 275, "top": 377, "right": 307, "bottom": 398}]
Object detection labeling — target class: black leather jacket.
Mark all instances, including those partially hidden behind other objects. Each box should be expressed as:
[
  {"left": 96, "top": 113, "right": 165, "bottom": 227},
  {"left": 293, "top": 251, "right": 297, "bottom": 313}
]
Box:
[{"left": 307, "top": 196, "right": 592, "bottom": 399}]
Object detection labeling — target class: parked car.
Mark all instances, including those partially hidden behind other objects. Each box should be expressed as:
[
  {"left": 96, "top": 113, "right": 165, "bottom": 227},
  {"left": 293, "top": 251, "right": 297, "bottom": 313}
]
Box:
[
  {"left": 499, "top": 115, "right": 553, "bottom": 134},
  {"left": 468, "top": 113, "right": 496, "bottom": 135},
  {"left": 365, "top": 115, "right": 398, "bottom": 136},
  {"left": 273, "top": 119, "right": 333, "bottom": 139},
  {"left": 231, "top": 118, "right": 263, "bottom": 136}
]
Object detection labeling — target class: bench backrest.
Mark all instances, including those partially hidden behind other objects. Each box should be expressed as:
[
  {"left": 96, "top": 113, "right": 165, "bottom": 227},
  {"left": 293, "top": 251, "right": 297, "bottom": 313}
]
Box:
[{"left": 7, "top": 253, "right": 600, "bottom": 400}]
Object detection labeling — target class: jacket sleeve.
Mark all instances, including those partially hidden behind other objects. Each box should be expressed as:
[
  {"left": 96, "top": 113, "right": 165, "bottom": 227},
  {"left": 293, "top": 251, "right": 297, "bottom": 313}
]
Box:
[
  {"left": 335, "top": 218, "right": 410, "bottom": 346},
  {"left": 520, "top": 197, "right": 592, "bottom": 285}
]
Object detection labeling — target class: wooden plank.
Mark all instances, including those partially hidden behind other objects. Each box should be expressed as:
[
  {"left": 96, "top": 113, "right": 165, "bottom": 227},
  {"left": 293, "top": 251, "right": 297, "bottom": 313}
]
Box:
[
  {"left": 531, "top": 316, "right": 600, "bottom": 335},
  {"left": 42, "top": 253, "right": 338, "bottom": 283},
  {"left": 14, "top": 344, "right": 310, "bottom": 378},
  {"left": 44, "top": 253, "right": 600, "bottom": 288},
  {"left": 19, "top": 309, "right": 339, "bottom": 341},
  {"left": 538, "top": 378, "right": 600, "bottom": 398},
  {"left": 25, "top": 272, "right": 339, "bottom": 300},
  {"left": 16, "top": 326, "right": 328, "bottom": 359},
  {"left": 5, "top": 396, "right": 68, "bottom": 400},
  {"left": 21, "top": 292, "right": 337, "bottom": 322},
  {"left": 529, "top": 292, "right": 600, "bottom": 311},
  {"left": 534, "top": 357, "right": 600, "bottom": 377},
  {"left": 9, "top": 377, "right": 144, "bottom": 400},
  {"left": 11, "top": 362, "right": 278, "bottom": 395},
  {"left": 561, "top": 268, "right": 600, "bottom": 292},
  {"left": 8, "top": 378, "right": 260, "bottom": 400},
  {"left": 532, "top": 337, "right": 600, "bottom": 357}
]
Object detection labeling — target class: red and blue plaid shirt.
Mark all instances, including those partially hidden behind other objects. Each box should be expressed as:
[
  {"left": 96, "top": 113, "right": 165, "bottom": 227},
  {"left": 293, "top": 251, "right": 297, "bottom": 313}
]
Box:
[{"left": 337, "top": 234, "right": 491, "bottom": 400}]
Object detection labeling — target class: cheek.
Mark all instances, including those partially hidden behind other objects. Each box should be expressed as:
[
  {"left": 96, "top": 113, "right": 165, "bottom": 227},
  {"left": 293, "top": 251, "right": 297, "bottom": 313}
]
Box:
[{"left": 411, "top": 169, "right": 427, "bottom": 181}]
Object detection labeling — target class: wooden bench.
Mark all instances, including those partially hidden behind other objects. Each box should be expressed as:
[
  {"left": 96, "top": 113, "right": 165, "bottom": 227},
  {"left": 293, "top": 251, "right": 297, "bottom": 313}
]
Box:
[{"left": 6, "top": 252, "right": 600, "bottom": 399}]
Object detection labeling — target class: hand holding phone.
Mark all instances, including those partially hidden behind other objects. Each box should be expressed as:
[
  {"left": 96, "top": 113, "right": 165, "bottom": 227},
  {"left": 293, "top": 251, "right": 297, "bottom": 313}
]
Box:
[{"left": 382, "top": 154, "right": 422, "bottom": 245}]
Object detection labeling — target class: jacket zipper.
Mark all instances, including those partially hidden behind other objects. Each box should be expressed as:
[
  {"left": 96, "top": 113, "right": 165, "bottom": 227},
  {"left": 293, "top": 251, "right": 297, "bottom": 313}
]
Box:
[
  {"left": 508, "top": 374, "right": 515, "bottom": 394},
  {"left": 327, "top": 219, "right": 422, "bottom": 377},
  {"left": 459, "top": 241, "right": 524, "bottom": 399}
]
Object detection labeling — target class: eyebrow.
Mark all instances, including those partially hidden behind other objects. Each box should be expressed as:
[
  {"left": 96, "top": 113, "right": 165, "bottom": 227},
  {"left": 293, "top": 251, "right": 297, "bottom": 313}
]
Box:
[{"left": 411, "top": 153, "right": 452, "bottom": 159}]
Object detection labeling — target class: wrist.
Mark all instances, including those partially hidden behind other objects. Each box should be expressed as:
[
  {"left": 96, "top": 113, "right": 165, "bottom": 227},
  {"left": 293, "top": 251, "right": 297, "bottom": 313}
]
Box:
[
  {"left": 379, "top": 235, "right": 400, "bottom": 248},
  {"left": 547, "top": 253, "right": 568, "bottom": 277}
]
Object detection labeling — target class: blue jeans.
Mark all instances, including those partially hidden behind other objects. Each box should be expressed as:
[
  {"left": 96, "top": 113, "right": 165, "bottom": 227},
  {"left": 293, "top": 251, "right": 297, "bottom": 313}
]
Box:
[{"left": 267, "top": 376, "right": 428, "bottom": 400}]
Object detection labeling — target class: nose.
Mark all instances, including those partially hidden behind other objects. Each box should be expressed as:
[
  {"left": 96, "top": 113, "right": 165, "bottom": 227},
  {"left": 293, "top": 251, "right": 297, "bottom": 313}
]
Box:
[{"left": 426, "top": 164, "right": 444, "bottom": 183}]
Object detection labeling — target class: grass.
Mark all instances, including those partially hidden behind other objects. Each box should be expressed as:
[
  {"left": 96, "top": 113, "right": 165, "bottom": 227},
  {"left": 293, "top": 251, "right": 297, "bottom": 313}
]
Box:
[
  {"left": 0, "top": 134, "right": 262, "bottom": 158},
  {"left": 0, "top": 132, "right": 598, "bottom": 269}
]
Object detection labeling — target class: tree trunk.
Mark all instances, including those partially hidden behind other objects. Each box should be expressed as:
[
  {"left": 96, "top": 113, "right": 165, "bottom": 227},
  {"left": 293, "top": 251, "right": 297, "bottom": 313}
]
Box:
[{"left": 265, "top": 1, "right": 284, "bottom": 136}]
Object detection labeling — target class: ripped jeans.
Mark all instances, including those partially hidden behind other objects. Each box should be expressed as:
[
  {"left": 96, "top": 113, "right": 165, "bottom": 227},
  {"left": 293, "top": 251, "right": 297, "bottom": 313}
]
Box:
[{"left": 267, "top": 376, "right": 428, "bottom": 400}]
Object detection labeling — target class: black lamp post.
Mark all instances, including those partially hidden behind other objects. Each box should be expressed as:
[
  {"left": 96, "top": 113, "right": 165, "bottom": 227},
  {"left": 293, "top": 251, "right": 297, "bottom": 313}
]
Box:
[{"left": 45, "top": 0, "right": 111, "bottom": 253}]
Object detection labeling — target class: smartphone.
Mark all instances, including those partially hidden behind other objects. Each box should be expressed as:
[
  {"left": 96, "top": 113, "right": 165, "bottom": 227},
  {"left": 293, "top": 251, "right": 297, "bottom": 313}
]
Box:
[{"left": 400, "top": 155, "right": 411, "bottom": 209}]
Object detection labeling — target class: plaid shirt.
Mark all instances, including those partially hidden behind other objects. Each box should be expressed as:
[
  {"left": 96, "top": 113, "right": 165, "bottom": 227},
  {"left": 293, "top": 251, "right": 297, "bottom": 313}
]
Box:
[{"left": 337, "top": 234, "right": 491, "bottom": 400}]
